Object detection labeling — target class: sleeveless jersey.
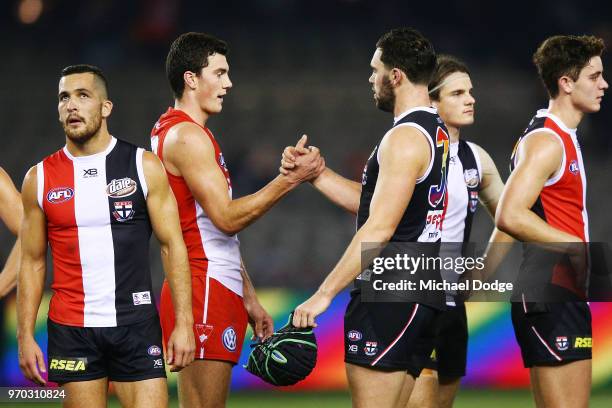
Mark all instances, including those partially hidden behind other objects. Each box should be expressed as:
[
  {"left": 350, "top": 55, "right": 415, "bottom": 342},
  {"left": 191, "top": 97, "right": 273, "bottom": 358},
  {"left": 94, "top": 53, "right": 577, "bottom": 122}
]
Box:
[
  {"left": 38, "top": 137, "right": 155, "bottom": 327},
  {"left": 356, "top": 107, "right": 450, "bottom": 310},
  {"left": 151, "top": 108, "right": 243, "bottom": 296},
  {"left": 440, "top": 140, "right": 482, "bottom": 305},
  {"left": 510, "top": 109, "right": 589, "bottom": 298}
]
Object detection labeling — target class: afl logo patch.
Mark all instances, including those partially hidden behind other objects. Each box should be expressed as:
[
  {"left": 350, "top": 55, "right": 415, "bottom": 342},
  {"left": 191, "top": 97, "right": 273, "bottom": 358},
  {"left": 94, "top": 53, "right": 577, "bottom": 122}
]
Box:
[
  {"left": 106, "top": 177, "right": 137, "bottom": 198},
  {"left": 148, "top": 345, "right": 162, "bottom": 356},
  {"left": 347, "top": 330, "right": 362, "bottom": 341},
  {"left": 222, "top": 327, "right": 237, "bottom": 352},
  {"left": 569, "top": 160, "right": 580, "bottom": 175},
  {"left": 47, "top": 187, "right": 74, "bottom": 204},
  {"left": 463, "top": 168, "right": 479, "bottom": 188}
]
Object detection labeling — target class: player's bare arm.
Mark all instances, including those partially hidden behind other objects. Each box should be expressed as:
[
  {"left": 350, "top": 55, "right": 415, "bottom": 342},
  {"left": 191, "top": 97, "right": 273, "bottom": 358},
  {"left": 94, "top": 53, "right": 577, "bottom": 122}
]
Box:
[
  {"left": 281, "top": 144, "right": 362, "bottom": 214},
  {"left": 142, "top": 151, "right": 195, "bottom": 371},
  {"left": 0, "top": 167, "right": 23, "bottom": 297},
  {"left": 164, "top": 123, "right": 323, "bottom": 235},
  {"left": 293, "top": 126, "right": 430, "bottom": 328},
  {"left": 16, "top": 167, "right": 48, "bottom": 385},
  {"left": 240, "top": 258, "right": 274, "bottom": 340},
  {"left": 496, "top": 132, "right": 581, "bottom": 243}
]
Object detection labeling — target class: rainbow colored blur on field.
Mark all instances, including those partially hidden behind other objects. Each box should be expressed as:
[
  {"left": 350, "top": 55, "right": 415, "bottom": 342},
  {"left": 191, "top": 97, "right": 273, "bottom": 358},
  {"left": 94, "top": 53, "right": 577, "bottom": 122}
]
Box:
[{"left": 2, "top": 290, "right": 612, "bottom": 390}]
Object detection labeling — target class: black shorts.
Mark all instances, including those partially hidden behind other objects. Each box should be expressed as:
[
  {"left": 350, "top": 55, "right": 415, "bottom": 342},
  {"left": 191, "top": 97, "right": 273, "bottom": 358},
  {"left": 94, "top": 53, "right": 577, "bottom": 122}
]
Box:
[
  {"left": 344, "top": 290, "right": 438, "bottom": 377},
  {"left": 511, "top": 301, "right": 592, "bottom": 368},
  {"left": 47, "top": 316, "right": 167, "bottom": 384},
  {"left": 422, "top": 303, "right": 468, "bottom": 377}
]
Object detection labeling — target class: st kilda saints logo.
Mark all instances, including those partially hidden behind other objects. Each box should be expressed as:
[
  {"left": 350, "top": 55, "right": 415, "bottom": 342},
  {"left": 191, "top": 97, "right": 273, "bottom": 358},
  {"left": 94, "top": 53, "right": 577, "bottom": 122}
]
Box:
[
  {"left": 106, "top": 177, "right": 137, "bottom": 198},
  {"left": 112, "top": 201, "right": 134, "bottom": 222}
]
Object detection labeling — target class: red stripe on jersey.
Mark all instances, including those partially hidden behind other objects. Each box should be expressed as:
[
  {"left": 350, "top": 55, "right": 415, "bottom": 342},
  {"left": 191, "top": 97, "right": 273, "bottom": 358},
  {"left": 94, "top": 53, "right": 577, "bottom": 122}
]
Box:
[
  {"left": 539, "top": 118, "right": 586, "bottom": 241},
  {"left": 43, "top": 150, "right": 85, "bottom": 326}
]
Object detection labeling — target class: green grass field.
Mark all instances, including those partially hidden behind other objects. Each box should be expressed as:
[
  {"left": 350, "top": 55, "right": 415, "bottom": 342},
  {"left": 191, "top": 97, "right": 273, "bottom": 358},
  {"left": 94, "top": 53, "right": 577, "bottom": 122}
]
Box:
[{"left": 7, "top": 390, "right": 611, "bottom": 407}]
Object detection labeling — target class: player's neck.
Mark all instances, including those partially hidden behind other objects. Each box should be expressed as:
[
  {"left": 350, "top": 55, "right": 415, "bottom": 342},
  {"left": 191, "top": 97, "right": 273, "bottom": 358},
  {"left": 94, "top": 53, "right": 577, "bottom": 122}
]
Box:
[
  {"left": 448, "top": 126, "right": 460, "bottom": 143},
  {"left": 174, "top": 99, "right": 209, "bottom": 127},
  {"left": 65, "top": 125, "right": 112, "bottom": 157},
  {"left": 393, "top": 86, "right": 431, "bottom": 118},
  {"left": 547, "top": 98, "right": 583, "bottom": 130}
]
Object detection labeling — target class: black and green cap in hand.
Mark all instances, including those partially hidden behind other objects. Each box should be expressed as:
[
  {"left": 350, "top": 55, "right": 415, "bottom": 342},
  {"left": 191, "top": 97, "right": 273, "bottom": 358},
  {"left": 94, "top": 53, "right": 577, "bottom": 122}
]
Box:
[{"left": 244, "top": 312, "right": 317, "bottom": 386}]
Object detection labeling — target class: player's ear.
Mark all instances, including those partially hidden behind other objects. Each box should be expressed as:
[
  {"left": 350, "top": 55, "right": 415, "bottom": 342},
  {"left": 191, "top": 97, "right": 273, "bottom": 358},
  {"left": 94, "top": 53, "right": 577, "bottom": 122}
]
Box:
[
  {"left": 101, "top": 100, "right": 113, "bottom": 118},
  {"left": 431, "top": 100, "right": 439, "bottom": 109},
  {"left": 558, "top": 75, "right": 574, "bottom": 95},
  {"left": 390, "top": 68, "right": 402, "bottom": 86},
  {"left": 184, "top": 71, "right": 198, "bottom": 92}
]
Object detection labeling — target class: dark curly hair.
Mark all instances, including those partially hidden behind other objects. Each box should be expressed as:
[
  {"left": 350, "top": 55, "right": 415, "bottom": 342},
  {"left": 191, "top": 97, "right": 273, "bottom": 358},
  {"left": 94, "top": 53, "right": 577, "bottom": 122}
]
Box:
[
  {"left": 428, "top": 55, "right": 470, "bottom": 101},
  {"left": 533, "top": 35, "right": 605, "bottom": 98},
  {"left": 376, "top": 28, "right": 436, "bottom": 85},
  {"left": 166, "top": 32, "right": 229, "bottom": 99}
]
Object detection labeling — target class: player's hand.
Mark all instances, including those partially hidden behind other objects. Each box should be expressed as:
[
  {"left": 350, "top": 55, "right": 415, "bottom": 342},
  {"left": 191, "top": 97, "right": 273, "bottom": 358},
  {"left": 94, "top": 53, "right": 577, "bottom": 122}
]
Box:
[
  {"left": 244, "top": 295, "right": 274, "bottom": 341},
  {"left": 166, "top": 320, "right": 195, "bottom": 372},
  {"left": 292, "top": 290, "right": 332, "bottom": 328},
  {"left": 279, "top": 135, "right": 325, "bottom": 182},
  {"left": 18, "top": 335, "right": 46, "bottom": 385}
]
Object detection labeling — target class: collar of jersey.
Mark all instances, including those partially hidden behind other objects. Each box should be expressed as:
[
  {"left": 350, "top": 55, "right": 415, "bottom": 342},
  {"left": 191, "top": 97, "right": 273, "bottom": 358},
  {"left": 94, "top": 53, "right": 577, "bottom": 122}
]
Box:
[
  {"left": 536, "top": 109, "right": 577, "bottom": 135},
  {"left": 393, "top": 106, "right": 438, "bottom": 125},
  {"left": 62, "top": 136, "right": 117, "bottom": 161}
]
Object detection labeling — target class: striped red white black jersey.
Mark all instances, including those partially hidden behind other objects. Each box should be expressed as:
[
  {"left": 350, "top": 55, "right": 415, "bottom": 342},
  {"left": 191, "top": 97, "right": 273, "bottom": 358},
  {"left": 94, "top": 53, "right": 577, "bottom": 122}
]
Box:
[
  {"left": 38, "top": 137, "right": 156, "bottom": 327},
  {"left": 151, "top": 108, "right": 243, "bottom": 296},
  {"left": 510, "top": 109, "right": 589, "bottom": 297},
  {"left": 511, "top": 109, "right": 589, "bottom": 241}
]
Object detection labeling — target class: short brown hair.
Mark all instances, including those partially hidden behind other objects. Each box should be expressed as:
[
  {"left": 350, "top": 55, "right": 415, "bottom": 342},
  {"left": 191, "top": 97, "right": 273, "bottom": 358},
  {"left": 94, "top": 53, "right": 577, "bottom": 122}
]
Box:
[
  {"left": 376, "top": 28, "right": 436, "bottom": 85},
  {"left": 428, "top": 55, "right": 470, "bottom": 101},
  {"left": 533, "top": 35, "right": 605, "bottom": 98}
]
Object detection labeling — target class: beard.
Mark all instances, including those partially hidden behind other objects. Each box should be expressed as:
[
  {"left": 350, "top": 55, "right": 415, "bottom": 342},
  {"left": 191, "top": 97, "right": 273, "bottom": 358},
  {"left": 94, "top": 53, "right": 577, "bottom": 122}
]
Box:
[
  {"left": 62, "top": 109, "right": 103, "bottom": 144},
  {"left": 375, "top": 76, "right": 395, "bottom": 112}
]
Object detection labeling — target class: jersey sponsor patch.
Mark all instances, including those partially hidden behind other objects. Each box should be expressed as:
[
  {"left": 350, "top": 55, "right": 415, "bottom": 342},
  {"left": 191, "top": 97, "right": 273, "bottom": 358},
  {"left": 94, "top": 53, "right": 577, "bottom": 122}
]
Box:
[
  {"left": 132, "top": 291, "right": 151, "bottom": 305},
  {"left": 348, "top": 344, "right": 359, "bottom": 354},
  {"left": 106, "top": 177, "right": 137, "bottom": 198},
  {"left": 419, "top": 209, "right": 444, "bottom": 241},
  {"left": 82, "top": 168, "right": 98, "bottom": 178},
  {"left": 47, "top": 187, "right": 74, "bottom": 204},
  {"left": 569, "top": 160, "right": 580, "bottom": 175},
  {"left": 222, "top": 326, "right": 237, "bottom": 352},
  {"left": 573, "top": 336, "right": 592, "bottom": 348},
  {"left": 49, "top": 357, "right": 87, "bottom": 372},
  {"left": 112, "top": 200, "right": 134, "bottom": 222}
]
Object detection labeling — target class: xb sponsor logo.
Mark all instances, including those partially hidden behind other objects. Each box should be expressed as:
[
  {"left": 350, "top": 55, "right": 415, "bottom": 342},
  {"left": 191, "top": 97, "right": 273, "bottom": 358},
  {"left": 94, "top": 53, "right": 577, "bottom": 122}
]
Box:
[
  {"left": 555, "top": 336, "right": 569, "bottom": 351},
  {"left": 47, "top": 187, "right": 74, "bottom": 204},
  {"left": 348, "top": 344, "right": 359, "bottom": 354},
  {"left": 83, "top": 168, "right": 98, "bottom": 178},
  {"left": 153, "top": 359, "right": 164, "bottom": 369},
  {"left": 574, "top": 337, "right": 592, "bottom": 348},
  {"left": 364, "top": 341, "right": 378, "bottom": 357},
  {"left": 106, "top": 177, "right": 137, "bottom": 198},
  {"left": 222, "top": 326, "right": 237, "bottom": 352},
  {"left": 347, "top": 330, "right": 362, "bottom": 341},
  {"left": 49, "top": 357, "right": 87, "bottom": 371}
]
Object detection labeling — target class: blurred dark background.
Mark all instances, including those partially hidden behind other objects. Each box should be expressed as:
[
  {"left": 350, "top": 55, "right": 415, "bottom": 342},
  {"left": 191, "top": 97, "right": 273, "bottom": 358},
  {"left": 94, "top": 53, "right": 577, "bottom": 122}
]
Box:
[{"left": 1, "top": 0, "right": 611, "bottom": 289}]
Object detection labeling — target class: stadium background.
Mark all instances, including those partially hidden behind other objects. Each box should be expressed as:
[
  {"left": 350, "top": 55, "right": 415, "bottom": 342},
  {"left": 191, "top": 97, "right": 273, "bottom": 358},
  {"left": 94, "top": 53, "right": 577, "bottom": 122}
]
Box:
[{"left": 1, "top": 0, "right": 611, "bottom": 406}]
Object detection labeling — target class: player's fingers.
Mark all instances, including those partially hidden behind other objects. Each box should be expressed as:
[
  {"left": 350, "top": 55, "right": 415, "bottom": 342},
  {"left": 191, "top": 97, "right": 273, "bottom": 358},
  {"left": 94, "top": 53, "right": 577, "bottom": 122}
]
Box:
[
  {"left": 283, "top": 147, "right": 297, "bottom": 161},
  {"left": 31, "top": 358, "right": 46, "bottom": 385},
  {"left": 281, "top": 158, "right": 296, "bottom": 169},
  {"left": 255, "top": 317, "right": 263, "bottom": 339},
  {"left": 292, "top": 310, "right": 301, "bottom": 327},
  {"left": 307, "top": 313, "right": 317, "bottom": 328},
  {"left": 279, "top": 166, "right": 290, "bottom": 175},
  {"left": 166, "top": 340, "right": 174, "bottom": 365},
  {"left": 295, "top": 135, "right": 307, "bottom": 150},
  {"left": 308, "top": 146, "right": 320, "bottom": 155}
]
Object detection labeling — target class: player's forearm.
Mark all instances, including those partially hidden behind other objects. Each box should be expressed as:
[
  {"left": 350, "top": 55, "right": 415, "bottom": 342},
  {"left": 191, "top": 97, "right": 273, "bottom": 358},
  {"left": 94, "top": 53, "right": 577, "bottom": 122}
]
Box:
[
  {"left": 478, "top": 228, "right": 515, "bottom": 281},
  {"left": 161, "top": 241, "right": 193, "bottom": 325},
  {"left": 239, "top": 260, "right": 257, "bottom": 301},
  {"left": 220, "top": 175, "right": 297, "bottom": 235},
  {"left": 318, "top": 223, "right": 390, "bottom": 298},
  {"left": 311, "top": 168, "right": 361, "bottom": 214},
  {"left": 16, "top": 258, "right": 45, "bottom": 339},
  {"left": 0, "top": 238, "right": 20, "bottom": 297},
  {"left": 496, "top": 208, "right": 580, "bottom": 243}
]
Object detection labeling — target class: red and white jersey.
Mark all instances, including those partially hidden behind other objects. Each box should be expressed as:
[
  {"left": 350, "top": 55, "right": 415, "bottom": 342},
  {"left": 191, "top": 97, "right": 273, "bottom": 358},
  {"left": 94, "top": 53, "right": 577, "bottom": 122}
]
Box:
[
  {"left": 38, "top": 137, "right": 156, "bottom": 327},
  {"left": 511, "top": 109, "right": 589, "bottom": 241},
  {"left": 151, "top": 108, "right": 242, "bottom": 296}
]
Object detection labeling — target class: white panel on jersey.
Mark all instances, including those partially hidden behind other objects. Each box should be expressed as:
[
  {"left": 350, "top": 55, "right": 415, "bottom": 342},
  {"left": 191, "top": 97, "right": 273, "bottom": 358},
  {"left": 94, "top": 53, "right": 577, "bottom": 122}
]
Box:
[
  {"left": 195, "top": 201, "right": 243, "bottom": 296},
  {"left": 36, "top": 162, "right": 44, "bottom": 209},
  {"left": 572, "top": 133, "right": 590, "bottom": 243},
  {"left": 73, "top": 155, "right": 117, "bottom": 327},
  {"left": 441, "top": 142, "right": 468, "bottom": 243},
  {"left": 136, "top": 148, "right": 148, "bottom": 199}
]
